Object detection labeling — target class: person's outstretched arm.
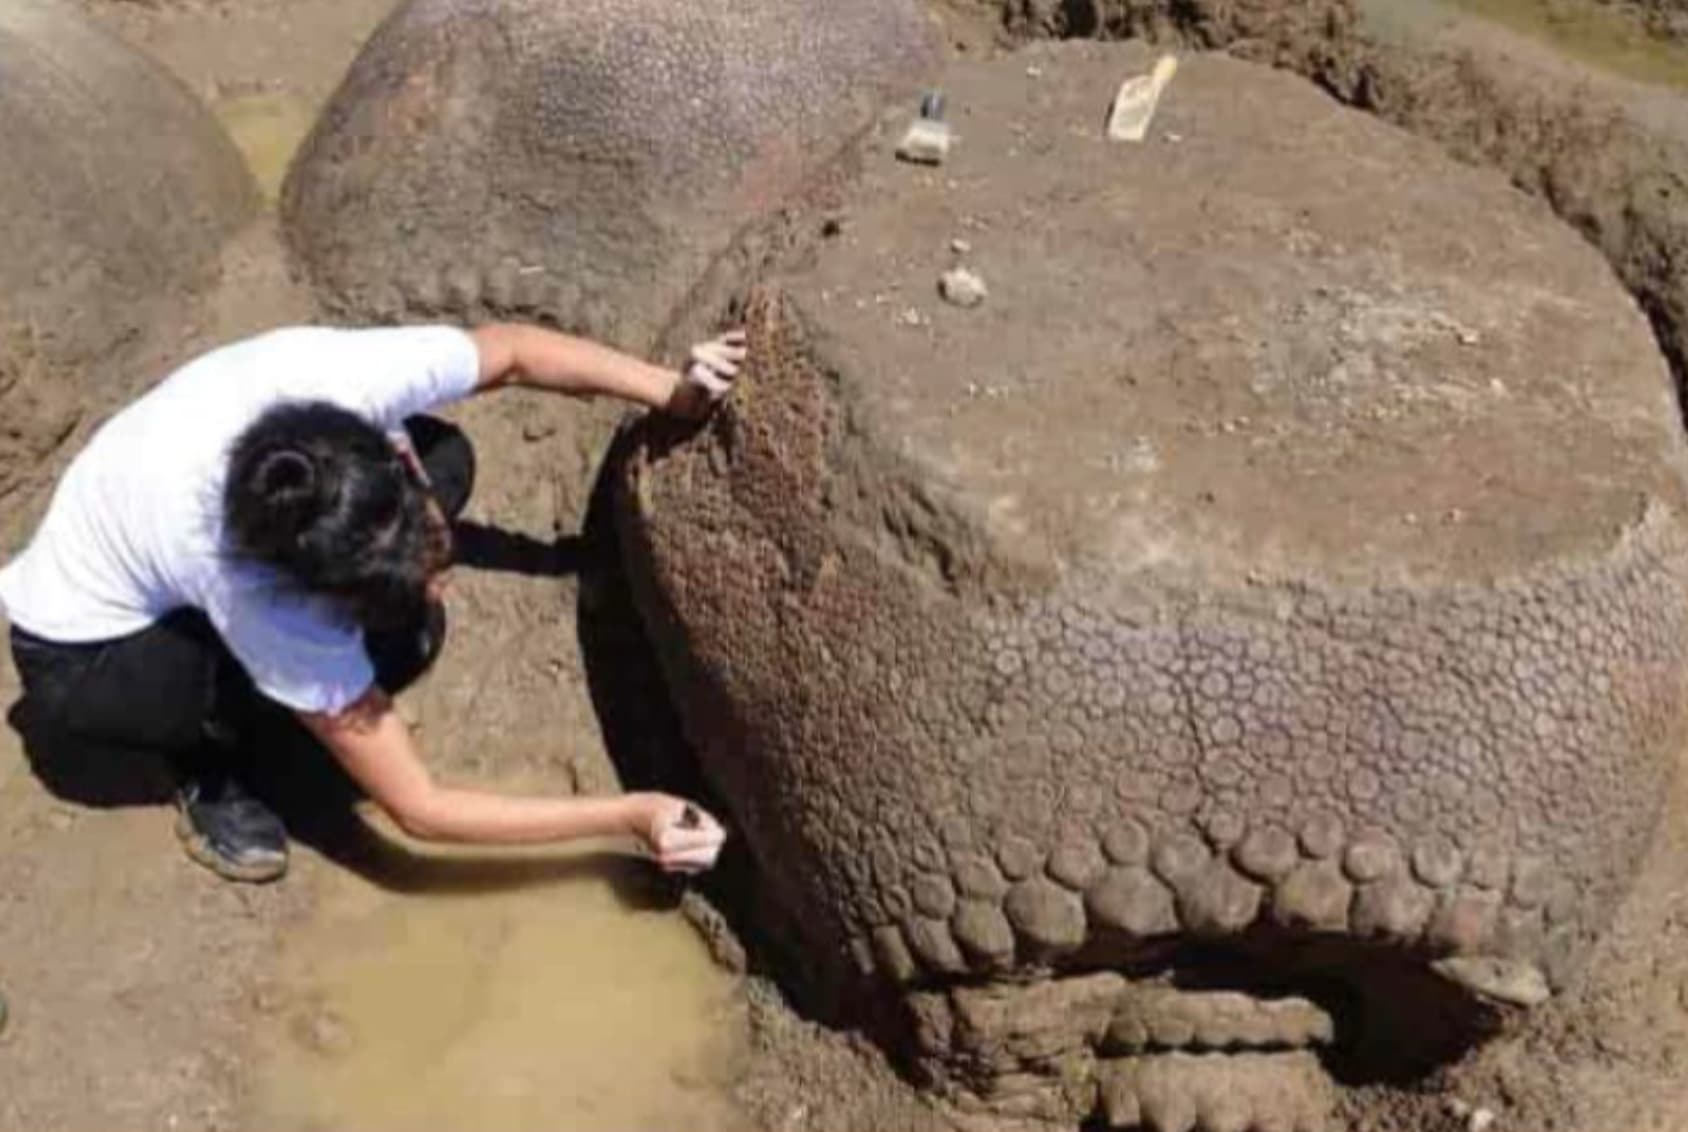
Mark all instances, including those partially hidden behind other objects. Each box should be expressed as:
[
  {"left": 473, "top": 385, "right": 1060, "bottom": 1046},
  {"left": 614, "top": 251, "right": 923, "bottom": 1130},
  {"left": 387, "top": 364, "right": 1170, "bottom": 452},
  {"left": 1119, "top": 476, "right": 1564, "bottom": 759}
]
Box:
[
  {"left": 297, "top": 688, "right": 726, "bottom": 873},
  {"left": 469, "top": 323, "right": 746, "bottom": 418}
]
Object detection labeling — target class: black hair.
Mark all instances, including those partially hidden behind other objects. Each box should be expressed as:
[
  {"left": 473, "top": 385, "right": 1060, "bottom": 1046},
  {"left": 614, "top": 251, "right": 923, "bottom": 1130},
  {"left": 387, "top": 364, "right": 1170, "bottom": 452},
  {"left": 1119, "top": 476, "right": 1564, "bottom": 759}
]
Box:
[{"left": 223, "top": 401, "right": 447, "bottom": 629}]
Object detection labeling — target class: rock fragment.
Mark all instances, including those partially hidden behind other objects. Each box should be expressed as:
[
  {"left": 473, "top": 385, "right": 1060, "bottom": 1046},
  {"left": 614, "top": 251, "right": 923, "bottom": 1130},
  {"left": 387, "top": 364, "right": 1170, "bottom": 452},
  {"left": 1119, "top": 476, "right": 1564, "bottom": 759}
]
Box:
[
  {"left": 897, "top": 91, "right": 952, "bottom": 165},
  {"left": 940, "top": 267, "right": 988, "bottom": 308}
]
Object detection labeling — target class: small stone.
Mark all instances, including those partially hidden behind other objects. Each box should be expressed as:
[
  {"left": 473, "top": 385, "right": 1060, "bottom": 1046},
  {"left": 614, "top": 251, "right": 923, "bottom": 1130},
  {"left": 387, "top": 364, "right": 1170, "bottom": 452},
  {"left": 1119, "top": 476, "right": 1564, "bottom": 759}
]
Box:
[
  {"left": 939, "top": 267, "right": 988, "bottom": 309},
  {"left": 896, "top": 116, "right": 952, "bottom": 165},
  {"left": 290, "top": 1007, "right": 354, "bottom": 1057},
  {"left": 950, "top": 238, "right": 973, "bottom": 255},
  {"left": 251, "top": 984, "right": 285, "bottom": 1016}
]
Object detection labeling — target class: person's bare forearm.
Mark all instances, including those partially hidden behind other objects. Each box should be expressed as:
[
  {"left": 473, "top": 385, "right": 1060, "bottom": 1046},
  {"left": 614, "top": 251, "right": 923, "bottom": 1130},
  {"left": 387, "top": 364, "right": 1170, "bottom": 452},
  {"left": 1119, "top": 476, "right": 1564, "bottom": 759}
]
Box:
[
  {"left": 470, "top": 323, "right": 679, "bottom": 409},
  {"left": 299, "top": 689, "right": 671, "bottom": 849},
  {"left": 394, "top": 787, "right": 639, "bottom": 845}
]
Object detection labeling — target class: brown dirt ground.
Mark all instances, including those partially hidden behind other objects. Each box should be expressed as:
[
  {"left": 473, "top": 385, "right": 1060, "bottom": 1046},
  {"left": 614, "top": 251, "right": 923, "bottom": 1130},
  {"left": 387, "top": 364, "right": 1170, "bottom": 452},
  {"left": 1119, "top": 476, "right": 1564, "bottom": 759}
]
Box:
[{"left": 3, "top": 1, "right": 1687, "bottom": 1130}]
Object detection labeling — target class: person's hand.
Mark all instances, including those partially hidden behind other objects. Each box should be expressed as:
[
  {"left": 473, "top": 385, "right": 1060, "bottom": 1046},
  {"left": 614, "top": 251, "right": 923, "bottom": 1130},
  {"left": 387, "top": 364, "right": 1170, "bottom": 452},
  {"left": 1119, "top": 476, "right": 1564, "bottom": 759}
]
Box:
[
  {"left": 664, "top": 330, "right": 747, "bottom": 420},
  {"left": 625, "top": 792, "right": 728, "bottom": 874}
]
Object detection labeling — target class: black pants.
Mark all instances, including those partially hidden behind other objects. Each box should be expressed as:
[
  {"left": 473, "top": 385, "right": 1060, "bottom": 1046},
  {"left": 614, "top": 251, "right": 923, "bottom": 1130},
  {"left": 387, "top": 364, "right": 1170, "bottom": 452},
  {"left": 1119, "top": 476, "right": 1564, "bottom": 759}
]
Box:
[{"left": 7, "top": 416, "right": 474, "bottom": 798}]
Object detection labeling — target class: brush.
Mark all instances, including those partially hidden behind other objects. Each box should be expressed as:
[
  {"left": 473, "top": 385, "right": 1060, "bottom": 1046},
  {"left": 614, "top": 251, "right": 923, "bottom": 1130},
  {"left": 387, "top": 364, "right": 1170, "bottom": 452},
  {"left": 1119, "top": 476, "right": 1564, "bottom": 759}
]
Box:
[{"left": 1107, "top": 54, "right": 1179, "bottom": 143}]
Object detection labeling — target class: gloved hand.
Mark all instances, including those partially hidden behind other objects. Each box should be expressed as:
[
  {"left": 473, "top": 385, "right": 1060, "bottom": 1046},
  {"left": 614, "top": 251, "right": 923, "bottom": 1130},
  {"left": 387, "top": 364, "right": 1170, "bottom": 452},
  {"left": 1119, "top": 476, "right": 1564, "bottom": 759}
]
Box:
[
  {"left": 628, "top": 792, "right": 728, "bottom": 874},
  {"left": 665, "top": 329, "right": 747, "bottom": 419}
]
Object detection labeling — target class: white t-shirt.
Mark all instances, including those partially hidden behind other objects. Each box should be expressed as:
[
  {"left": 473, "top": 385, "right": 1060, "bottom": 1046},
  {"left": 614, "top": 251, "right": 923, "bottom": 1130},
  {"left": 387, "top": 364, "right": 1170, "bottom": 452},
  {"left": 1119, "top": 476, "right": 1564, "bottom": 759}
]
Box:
[{"left": 0, "top": 326, "right": 482, "bottom": 714}]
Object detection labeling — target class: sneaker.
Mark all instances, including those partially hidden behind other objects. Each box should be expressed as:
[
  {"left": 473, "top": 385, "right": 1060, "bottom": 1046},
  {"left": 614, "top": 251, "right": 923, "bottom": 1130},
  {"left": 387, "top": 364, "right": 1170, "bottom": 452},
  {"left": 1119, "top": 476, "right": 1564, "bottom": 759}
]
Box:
[{"left": 173, "top": 775, "right": 288, "bottom": 883}]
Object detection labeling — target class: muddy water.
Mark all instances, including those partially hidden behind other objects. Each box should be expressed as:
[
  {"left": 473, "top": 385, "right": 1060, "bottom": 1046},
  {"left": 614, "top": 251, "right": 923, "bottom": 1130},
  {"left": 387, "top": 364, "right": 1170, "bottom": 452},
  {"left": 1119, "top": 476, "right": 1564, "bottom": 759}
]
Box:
[
  {"left": 214, "top": 92, "right": 318, "bottom": 203},
  {"left": 243, "top": 838, "right": 750, "bottom": 1132},
  {"left": 1438, "top": 0, "right": 1688, "bottom": 87}
]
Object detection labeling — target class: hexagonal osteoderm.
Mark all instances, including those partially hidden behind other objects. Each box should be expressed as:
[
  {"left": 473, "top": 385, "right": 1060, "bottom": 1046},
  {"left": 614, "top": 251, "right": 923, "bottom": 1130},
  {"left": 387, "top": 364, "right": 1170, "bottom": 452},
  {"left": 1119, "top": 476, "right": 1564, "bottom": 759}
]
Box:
[
  {"left": 1095, "top": 1051, "right": 1338, "bottom": 1132},
  {"left": 857, "top": 816, "right": 1589, "bottom": 990},
  {"left": 1103, "top": 989, "right": 1335, "bottom": 1054}
]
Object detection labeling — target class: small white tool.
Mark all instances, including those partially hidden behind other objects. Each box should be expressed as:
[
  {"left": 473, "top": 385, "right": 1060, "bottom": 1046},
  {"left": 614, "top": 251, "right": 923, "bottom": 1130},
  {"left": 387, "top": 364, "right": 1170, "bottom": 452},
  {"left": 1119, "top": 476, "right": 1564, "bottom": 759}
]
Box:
[
  {"left": 1107, "top": 54, "right": 1179, "bottom": 143},
  {"left": 897, "top": 90, "right": 953, "bottom": 165}
]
